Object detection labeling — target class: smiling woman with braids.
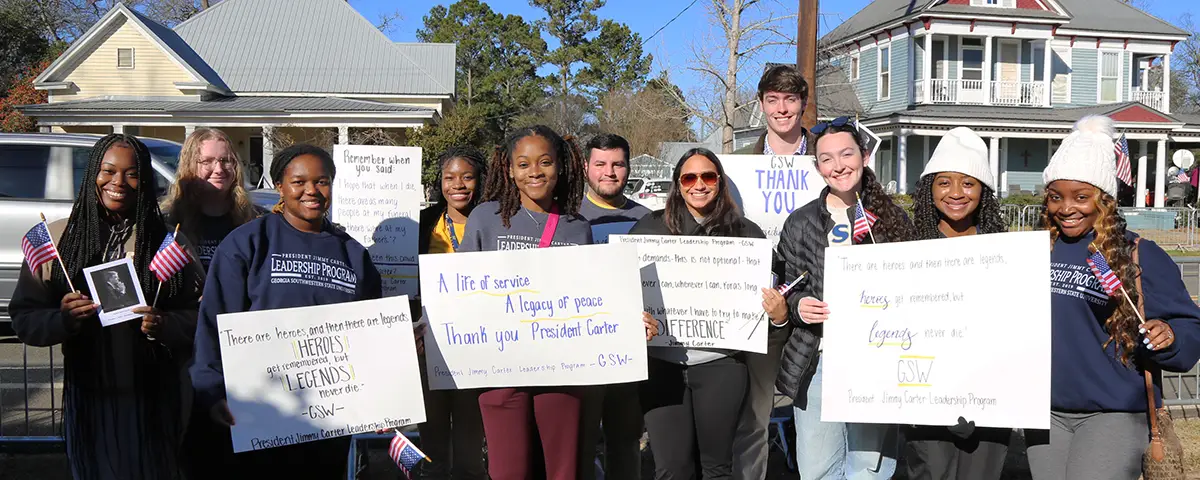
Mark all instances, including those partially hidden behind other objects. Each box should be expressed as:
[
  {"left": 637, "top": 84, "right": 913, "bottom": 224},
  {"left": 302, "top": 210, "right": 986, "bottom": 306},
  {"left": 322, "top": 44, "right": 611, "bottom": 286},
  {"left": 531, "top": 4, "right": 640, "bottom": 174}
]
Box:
[
  {"left": 1025, "top": 115, "right": 1200, "bottom": 480},
  {"left": 10, "top": 134, "right": 205, "bottom": 480},
  {"left": 774, "top": 117, "right": 915, "bottom": 479}
]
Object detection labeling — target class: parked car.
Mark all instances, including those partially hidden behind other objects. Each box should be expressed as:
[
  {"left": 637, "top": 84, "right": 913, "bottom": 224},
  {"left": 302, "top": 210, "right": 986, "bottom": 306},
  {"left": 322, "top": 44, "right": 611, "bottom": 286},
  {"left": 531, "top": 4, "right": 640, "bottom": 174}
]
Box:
[
  {"left": 624, "top": 177, "right": 647, "bottom": 197},
  {"left": 0, "top": 133, "right": 182, "bottom": 326},
  {"left": 631, "top": 178, "right": 672, "bottom": 211}
]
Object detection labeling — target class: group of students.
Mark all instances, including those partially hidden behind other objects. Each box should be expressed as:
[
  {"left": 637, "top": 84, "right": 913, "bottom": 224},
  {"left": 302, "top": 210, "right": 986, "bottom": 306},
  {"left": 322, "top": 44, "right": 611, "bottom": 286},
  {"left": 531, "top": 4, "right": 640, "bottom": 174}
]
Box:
[{"left": 9, "top": 63, "right": 1200, "bottom": 480}]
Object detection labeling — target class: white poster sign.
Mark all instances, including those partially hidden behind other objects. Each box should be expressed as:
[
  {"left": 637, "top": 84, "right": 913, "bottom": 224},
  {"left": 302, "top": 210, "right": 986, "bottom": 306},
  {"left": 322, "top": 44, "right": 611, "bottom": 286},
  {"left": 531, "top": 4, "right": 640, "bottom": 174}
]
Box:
[
  {"left": 332, "top": 145, "right": 423, "bottom": 297},
  {"left": 720, "top": 154, "right": 822, "bottom": 245},
  {"left": 217, "top": 296, "right": 425, "bottom": 453},
  {"left": 420, "top": 243, "right": 648, "bottom": 389},
  {"left": 610, "top": 234, "right": 773, "bottom": 353},
  {"left": 820, "top": 231, "right": 1051, "bottom": 429}
]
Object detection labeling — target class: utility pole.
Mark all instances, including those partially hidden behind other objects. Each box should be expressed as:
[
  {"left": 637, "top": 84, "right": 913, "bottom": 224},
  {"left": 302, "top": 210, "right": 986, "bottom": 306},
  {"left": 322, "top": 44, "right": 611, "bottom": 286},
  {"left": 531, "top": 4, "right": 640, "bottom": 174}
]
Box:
[{"left": 797, "top": 0, "right": 819, "bottom": 130}]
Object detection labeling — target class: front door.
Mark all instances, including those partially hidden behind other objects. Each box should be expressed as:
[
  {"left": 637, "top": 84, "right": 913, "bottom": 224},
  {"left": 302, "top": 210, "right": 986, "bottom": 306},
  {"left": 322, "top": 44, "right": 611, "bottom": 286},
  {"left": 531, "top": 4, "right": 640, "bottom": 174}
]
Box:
[{"left": 996, "top": 41, "right": 1021, "bottom": 103}]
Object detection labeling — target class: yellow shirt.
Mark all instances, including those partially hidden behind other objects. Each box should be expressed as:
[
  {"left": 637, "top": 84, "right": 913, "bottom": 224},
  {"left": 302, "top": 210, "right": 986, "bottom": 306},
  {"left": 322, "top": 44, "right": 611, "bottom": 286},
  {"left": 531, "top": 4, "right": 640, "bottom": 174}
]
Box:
[{"left": 429, "top": 213, "right": 466, "bottom": 254}]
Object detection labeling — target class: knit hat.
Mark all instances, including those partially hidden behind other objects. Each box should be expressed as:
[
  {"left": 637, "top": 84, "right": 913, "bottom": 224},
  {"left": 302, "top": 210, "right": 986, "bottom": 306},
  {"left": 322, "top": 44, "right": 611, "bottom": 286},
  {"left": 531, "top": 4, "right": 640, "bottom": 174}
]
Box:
[
  {"left": 921, "top": 127, "right": 995, "bottom": 192},
  {"left": 1042, "top": 115, "right": 1118, "bottom": 198}
]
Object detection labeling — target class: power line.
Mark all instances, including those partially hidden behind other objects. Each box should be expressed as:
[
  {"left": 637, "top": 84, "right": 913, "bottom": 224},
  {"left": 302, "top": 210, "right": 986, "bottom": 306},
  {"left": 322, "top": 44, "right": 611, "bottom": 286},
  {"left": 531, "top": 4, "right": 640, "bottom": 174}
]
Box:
[{"left": 642, "top": 0, "right": 700, "bottom": 46}]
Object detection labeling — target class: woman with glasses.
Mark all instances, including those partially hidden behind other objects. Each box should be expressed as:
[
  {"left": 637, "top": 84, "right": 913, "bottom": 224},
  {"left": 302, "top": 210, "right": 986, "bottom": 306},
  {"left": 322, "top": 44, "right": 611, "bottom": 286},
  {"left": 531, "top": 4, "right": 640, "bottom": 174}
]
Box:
[
  {"left": 775, "top": 117, "right": 917, "bottom": 480},
  {"left": 161, "top": 128, "right": 264, "bottom": 478},
  {"left": 628, "top": 147, "right": 787, "bottom": 479}
]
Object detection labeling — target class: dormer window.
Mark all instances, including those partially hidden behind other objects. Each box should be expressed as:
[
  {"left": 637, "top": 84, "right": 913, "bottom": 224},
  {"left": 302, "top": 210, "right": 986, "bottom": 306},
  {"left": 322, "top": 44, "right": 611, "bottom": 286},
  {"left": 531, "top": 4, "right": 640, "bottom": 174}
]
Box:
[
  {"left": 117, "top": 48, "right": 134, "bottom": 69},
  {"left": 971, "top": 0, "right": 1016, "bottom": 7}
]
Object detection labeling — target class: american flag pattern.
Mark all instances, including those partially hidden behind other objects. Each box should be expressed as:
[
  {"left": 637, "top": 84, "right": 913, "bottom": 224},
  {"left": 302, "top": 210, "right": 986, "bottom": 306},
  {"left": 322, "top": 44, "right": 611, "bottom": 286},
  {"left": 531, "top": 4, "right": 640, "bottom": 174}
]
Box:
[
  {"left": 21, "top": 222, "right": 58, "bottom": 271},
  {"left": 1115, "top": 134, "right": 1132, "bottom": 186},
  {"left": 1086, "top": 250, "right": 1124, "bottom": 297},
  {"left": 389, "top": 431, "right": 427, "bottom": 478},
  {"left": 149, "top": 232, "right": 189, "bottom": 282},
  {"left": 852, "top": 200, "right": 877, "bottom": 243}
]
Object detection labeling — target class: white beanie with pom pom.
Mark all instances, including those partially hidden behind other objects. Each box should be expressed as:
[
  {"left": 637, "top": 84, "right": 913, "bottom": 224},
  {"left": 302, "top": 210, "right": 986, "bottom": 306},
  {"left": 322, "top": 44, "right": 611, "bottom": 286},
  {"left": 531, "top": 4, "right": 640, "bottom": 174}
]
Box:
[{"left": 1042, "top": 114, "right": 1118, "bottom": 198}]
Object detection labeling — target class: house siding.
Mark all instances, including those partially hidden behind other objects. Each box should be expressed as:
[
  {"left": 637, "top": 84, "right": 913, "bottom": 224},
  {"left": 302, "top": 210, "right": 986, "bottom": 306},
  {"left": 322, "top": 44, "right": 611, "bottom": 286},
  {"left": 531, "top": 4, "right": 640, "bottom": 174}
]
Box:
[
  {"left": 869, "top": 37, "right": 910, "bottom": 115},
  {"left": 856, "top": 47, "right": 878, "bottom": 112},
  {"left": 1069, "top": 45, "right": 1098, "bottom": 106},
  {"left": 54, "top": 16, "right": 193, "bottom": 101}
]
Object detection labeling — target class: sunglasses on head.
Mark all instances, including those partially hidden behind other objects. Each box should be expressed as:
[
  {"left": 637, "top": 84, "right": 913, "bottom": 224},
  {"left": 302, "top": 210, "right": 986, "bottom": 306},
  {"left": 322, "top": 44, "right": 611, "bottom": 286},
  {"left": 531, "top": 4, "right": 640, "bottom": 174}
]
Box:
[
  {"left": 680, "top": 172, "right": 720, "bottom": 189},
  {"left": 810, "top": 116, "right": 854, "bottom": 135}
]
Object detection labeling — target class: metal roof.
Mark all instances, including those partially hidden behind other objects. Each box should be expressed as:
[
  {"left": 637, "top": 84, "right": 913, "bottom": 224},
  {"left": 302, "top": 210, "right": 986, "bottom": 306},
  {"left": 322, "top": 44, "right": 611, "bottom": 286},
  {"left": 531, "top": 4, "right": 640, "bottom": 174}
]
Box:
[
  {"left": 20, "top": 96, "right": 436, "bottom": 114},
  {"left": 124, "top": 6, "right": 228, "bottom": 90},
  {"left": 1055, "top": 0, "right": 1187, "bottom": 36},
  {"left": 172, "top": 0, "right": 455, "bottom": 95}
]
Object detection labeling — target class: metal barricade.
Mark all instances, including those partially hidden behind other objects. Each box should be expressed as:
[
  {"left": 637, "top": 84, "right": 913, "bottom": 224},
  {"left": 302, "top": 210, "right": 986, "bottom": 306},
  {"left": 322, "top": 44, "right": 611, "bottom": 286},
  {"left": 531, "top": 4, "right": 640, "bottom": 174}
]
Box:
[
  {"left": 1119, "top": 207, "right": 1198, "bottom": 249},
  {"left": 0, "top": 339, "right": 63, "bottom": 444}
]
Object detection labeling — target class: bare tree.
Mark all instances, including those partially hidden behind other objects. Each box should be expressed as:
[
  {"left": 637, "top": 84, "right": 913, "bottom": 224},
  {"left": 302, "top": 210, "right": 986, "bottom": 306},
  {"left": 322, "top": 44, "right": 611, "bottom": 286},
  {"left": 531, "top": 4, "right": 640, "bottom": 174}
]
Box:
[
  {"left": 1176, "top": 14, "right": 1200, "bottom": 113},
  {"left": 597, "top": 77, "right": 694, "bottom": 156}
]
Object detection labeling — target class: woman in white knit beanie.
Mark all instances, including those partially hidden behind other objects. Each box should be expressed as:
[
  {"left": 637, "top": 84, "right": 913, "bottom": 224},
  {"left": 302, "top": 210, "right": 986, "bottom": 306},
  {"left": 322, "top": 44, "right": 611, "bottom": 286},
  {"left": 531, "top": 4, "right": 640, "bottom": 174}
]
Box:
[
  {"left": 904, "top": 126, "right": 1010, "bottom": 480},
  {"left": 1027, "top": 114, "right": 1200, "bottom": 480}
]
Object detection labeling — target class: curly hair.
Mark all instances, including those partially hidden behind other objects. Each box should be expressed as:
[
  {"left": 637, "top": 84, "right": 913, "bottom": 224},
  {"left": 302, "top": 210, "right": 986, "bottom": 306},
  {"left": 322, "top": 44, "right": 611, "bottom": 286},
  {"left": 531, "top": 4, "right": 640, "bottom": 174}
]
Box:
[
  {"left": 812, "top": 122, "right": 917, "bottom": 243},
  {"left": 1042, "top": 189, "right": 1142, "bottom": 364},
  {"left": 481, "top": 125, "right": 586, "bottom": 228},
  {"left": 912, "top": 175, "right": 1006, "bottom": 240},
  {"left": 431, "top": 145, "right": 488, "bottom": 210},
  {"left": 663, "top": 148, "right": 746, "bottom": 236},
  {"left": 161, "top": 128, "right": 259, "bottom": 242}
]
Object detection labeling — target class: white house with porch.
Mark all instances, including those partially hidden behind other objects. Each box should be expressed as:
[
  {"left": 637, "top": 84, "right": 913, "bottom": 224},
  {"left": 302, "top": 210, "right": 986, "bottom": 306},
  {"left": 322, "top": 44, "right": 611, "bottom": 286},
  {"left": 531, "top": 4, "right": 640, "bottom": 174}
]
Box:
[{"left": 20, "top": 0, "right": 454, "bottom": 184}]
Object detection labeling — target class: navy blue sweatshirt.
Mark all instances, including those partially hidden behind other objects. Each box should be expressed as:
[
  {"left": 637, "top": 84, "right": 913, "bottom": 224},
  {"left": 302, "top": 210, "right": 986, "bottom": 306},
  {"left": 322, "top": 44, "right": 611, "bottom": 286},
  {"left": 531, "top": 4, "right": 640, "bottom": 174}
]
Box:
[
  {"left": 190, "top": 214, "right": 383, "bottom": 410},
  {"left": 1051, "top": 231, "right": 1200, "bottom": 412}
]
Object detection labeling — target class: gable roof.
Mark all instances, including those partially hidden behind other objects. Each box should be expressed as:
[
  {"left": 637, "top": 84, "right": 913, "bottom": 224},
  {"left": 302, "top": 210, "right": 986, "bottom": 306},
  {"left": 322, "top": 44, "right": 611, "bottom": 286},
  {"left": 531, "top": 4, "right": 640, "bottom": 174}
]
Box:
[
  {"left": 1054, "top": 0, "right": 1187, "bottom": 37},
  {"left": 172, "top": 0, "right": 455, "bottom": 95},
  {"left": 35, "top": 3, "right": 226, "bottom": 91}
]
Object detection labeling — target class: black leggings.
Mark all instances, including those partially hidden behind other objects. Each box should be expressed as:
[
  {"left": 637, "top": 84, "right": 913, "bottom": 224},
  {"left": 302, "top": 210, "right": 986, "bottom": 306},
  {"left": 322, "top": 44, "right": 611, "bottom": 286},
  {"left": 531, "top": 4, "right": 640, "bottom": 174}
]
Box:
[{"left": 641, "top": 356, "right": 748, "bottom": 480}]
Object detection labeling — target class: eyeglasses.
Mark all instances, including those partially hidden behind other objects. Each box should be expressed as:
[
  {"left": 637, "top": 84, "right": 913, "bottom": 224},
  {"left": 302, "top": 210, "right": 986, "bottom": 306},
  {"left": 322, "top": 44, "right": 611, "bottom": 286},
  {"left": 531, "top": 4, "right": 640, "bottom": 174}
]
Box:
[
  {"left": 680, "top": 172, "right": 720, "bottom": 189},
  {"left": 197, "top": 157, "right": 237, "bottom": 168},
  {"left": 810, "top": 116, "right": 854, "bottom": 135}
]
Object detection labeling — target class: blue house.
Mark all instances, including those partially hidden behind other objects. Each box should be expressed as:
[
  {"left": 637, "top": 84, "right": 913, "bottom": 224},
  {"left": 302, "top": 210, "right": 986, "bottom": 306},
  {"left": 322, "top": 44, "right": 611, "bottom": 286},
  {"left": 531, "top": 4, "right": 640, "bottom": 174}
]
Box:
[{"left": 818, "top": 0, "right": 1199, "bottom": 207}]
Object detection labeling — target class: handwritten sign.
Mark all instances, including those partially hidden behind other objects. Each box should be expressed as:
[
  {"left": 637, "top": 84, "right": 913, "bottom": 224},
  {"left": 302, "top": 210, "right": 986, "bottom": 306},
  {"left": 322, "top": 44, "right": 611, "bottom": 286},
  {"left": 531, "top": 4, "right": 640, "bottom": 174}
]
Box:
[
  {"left": 332, "top": 145, "right": 423, "bottom": 297},
  {"left": 721, "top": 154, "right": 821, "bottom": 245},
  {"left": 217, "top": 296, "right": 425, "bottom": 453},
  {"left": 610, "top": 234, "right": 772, "bottom": 353},
  {"left": 419, "top": 244, "right": 648, "bottom": 389},
  {"left": 820, "top": 231, "right": 1050, "bottom": 429}
]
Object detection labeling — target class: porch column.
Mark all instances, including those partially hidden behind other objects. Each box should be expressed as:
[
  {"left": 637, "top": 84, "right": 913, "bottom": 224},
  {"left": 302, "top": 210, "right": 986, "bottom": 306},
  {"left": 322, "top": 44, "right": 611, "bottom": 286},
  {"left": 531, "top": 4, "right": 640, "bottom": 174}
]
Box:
[
  {"left": 1137, "top": 140, "right": 1149, "bottom": 207},
  {"left": 983, "top": 36, "right": 994, "bottom": 105},
  {"left": 338, "top": 126, "right": 350, "bottom": 145},
  {"left": 923, "top": 33, "right": 933, "bottom": 104},
  {"left": 1164, "top": 54, "right": 1172, "bottom": 114},
  {"left": 184, "top": 125, "right": 196, "bottom": 138},
  {"left": 262, "top": 126, "right": 275, "bottom": 189},
  {"left": 112, "top": 124, "right": 125, "bottom": 134},
  {"left": 39, "top": 126, "right": 51, "bottom": 133},
  {"left": 1042, "top": 39, "right": 1053, "bottom": 107},
  {"left": 897, "top": 132, "right": 909, "bottom": 194},
  {"left": 1155, "top": 139, "right": 1167, "bottom": 208},
  {"left": 989, "top": 136, "right": 1000, "bottom": 196}
]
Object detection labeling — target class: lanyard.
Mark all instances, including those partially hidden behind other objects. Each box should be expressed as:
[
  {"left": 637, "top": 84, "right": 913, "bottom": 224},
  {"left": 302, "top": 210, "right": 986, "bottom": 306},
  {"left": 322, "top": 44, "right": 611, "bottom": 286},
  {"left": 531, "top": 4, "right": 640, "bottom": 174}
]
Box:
[
  {"left": 537, "top": 205, "right": 560, "bottom": 248},
  {"left": 444, "top": 211, "right": 460, "bottom": 252}
]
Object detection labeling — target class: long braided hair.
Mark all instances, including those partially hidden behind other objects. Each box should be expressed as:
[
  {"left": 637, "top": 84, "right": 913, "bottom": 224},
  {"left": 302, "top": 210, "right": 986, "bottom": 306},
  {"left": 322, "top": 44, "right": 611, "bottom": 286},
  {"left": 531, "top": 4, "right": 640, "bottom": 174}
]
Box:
[
  {"left": 53, "top": 133, "right": 183, "bottom": 477},
  {"left": 481, "top": 125, "right": 586, "bottom": 228},
  {"left": 912, "top": 175, "right": 1006, "bottom": 240},
  {"left": 812, "top": 123, "right": 917, "bottom": 244}
]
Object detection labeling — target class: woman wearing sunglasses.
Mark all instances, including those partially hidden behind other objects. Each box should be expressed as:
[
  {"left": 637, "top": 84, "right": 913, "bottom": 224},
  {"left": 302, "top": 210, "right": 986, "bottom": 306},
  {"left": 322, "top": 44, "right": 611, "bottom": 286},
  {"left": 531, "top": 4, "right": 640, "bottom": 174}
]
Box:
[
  {"left": 628, "top": 148, "right": 787, "bottom": 479},
  {"left": 775, "top": 117, "right": 917, "bottom": 479}
]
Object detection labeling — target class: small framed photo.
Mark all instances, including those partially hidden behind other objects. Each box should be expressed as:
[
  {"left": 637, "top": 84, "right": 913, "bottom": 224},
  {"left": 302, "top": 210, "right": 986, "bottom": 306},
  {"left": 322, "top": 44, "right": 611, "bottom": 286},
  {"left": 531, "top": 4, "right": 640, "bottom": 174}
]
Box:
[{"left": 83, "top": 258, "right": 147, "bottom": 327}]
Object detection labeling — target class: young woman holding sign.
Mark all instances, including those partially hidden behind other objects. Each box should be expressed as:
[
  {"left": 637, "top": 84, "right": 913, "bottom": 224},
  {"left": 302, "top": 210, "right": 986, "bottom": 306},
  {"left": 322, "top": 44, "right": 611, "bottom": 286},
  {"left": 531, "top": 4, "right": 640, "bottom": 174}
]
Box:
[
  {"left": 10, "top": 133, "right": 205, "bottom": 479},
  {"left": 413, "top": 146, "right": 489, "bottom": 479},
  {"left": 775, "top": 118, "right": 915, "bottom": 480},
  {"left": 191, "top": 144, "right": 383, "bottom": 477},
  {"left": 904, "top": 127, "right": 1011, "bottom": 480},
  {"left": 627, "top": 147, "right": 786, "bottom": 479},
  {"left": 1026, "top": 115, "right": 1200, "bottom": 480}
]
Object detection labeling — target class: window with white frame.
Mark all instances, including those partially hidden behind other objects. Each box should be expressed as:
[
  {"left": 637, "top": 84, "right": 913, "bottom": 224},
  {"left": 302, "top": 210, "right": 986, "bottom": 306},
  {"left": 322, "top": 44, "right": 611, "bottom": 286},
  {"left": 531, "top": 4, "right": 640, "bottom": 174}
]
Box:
[
  {"left": 851, "top": 53, "right": 860, "bottom": 80},
  {"left": 970, "top": 0, "right": 1016, "bottom": 6},
  {"left": 117, "top": 48, "right": 134, "bottom": 69},
  {"left": 1052, "top": 47, "right": 1072, "bottom": 103},
  {"left": 878, "top": 45, "right": 891, "bottom": 100},
  {"left": 961, "top": 38, "right": 984, "bottom": 82},
  {"left": 1100, "top": 51, "right": 1121, "bottom": 102}
]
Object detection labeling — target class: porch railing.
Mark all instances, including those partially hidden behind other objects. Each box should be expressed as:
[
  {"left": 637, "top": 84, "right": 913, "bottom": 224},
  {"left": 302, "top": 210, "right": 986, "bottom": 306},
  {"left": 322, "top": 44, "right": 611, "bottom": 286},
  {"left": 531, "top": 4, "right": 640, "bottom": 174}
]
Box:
[
  {"left": 921, "top": 79, "right": 1047, "bottom": 107},
  {"left": 991, "top": 81, "right": 1045, "bottom": 107},
  {"left": 1132, "top": 90, "right": 1165, "bottom": 111}
]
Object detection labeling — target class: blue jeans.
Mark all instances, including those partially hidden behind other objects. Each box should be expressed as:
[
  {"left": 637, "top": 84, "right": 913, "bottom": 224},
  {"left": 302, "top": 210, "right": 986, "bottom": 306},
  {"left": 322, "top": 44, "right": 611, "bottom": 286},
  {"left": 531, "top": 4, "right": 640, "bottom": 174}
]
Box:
[{"left": 793, "top": 355, "right": 898, "bottom": 480}]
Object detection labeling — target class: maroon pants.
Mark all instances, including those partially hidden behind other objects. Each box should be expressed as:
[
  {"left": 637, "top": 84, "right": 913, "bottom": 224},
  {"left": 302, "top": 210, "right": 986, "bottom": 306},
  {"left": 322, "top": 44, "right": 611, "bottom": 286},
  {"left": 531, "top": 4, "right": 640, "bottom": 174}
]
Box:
[{"left": 479, "top": 387, "right": 583, "bottom": 480}]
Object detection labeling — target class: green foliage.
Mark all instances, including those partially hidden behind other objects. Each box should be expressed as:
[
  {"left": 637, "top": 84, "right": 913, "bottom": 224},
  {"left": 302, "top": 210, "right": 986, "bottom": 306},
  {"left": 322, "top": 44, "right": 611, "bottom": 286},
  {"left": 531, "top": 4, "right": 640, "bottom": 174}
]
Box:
[
  {"left": 530, "top": 0, "right": 651, "bottom": 104},
  {"left": 1002, "top": 193, "right": 1044, "bottom": 206},
  {"left": 409, "top": 105, "right": 490, "bottom": 185}
]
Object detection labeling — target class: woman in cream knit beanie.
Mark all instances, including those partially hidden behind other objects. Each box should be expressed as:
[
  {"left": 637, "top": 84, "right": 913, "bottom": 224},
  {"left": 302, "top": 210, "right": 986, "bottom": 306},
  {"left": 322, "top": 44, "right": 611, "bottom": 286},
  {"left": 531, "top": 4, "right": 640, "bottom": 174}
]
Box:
[{"left": 1028, "top": 115, "right": 1200, "bottom": 480}]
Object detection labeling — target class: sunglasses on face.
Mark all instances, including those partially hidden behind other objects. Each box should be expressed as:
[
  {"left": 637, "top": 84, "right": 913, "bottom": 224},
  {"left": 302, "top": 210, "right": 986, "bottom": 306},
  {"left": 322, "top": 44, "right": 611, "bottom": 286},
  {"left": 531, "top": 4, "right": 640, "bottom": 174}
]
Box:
[
  {"left": 680, "top": 172, "right": 720, "bottom": 189},
  {"left": 810, "top": 116, "right": 854, "bottom": 135}
]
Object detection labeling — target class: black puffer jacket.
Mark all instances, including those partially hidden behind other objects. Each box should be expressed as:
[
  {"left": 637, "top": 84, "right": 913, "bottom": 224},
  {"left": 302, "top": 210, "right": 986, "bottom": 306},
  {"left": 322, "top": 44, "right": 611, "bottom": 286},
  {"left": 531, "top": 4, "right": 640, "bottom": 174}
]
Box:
[{"left": 774, "top": 187, "right": 910, "bottom": 403}]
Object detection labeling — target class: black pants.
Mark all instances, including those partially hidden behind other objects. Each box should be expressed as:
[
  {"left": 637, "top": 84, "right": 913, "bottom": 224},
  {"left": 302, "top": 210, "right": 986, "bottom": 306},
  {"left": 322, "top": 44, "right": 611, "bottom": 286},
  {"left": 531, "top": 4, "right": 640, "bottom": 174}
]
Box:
[
  {"left": 641, "top": 356, "right": 748, "bottom": 480},
  {"left": 904, "top": 425, "right": 1011, "bottom": 480}
]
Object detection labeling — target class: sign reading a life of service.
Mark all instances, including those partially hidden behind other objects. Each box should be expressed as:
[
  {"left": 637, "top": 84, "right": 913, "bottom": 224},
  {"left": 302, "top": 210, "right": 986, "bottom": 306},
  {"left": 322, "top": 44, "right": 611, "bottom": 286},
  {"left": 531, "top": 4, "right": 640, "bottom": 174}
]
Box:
[
  {"left": 610, "top": 234, "right": 773, "bottom": 353},
  {"left": 332, "top": 145, "right": 423, "bottom": 297},
  {"left": 218, "top": 296, "right": 425, "bottom": 453},
  {"left": 820, "top": 231, "right": 1051, "bottom": 429},
  {"left": 720, "top": 154, "right": 821, "bottom": 245},
  {"left": 419, "top": 243, "right": 648, "bottom": 390}
]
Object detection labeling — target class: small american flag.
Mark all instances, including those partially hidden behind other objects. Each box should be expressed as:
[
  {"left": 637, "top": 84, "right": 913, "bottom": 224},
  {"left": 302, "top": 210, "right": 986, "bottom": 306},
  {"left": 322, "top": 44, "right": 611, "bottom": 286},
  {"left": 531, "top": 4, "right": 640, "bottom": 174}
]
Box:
[
  {"left": 21, "top": 222, "right": 59, "bottom": 271},
  {"left": 1115, "top": 134, "right": 1132, "bottom": 186},
  {"left": 389, "top": 431, "right": 427, "bottom": 478},
  {"left": 1086, "top": 250, "right": 1124, "bottom": 297},
  {"left": 852, "top": 199, "right": 877, "bottom": 243},
  {"left": 149, "top": 232, "right": 189, "bottom": 282}
]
